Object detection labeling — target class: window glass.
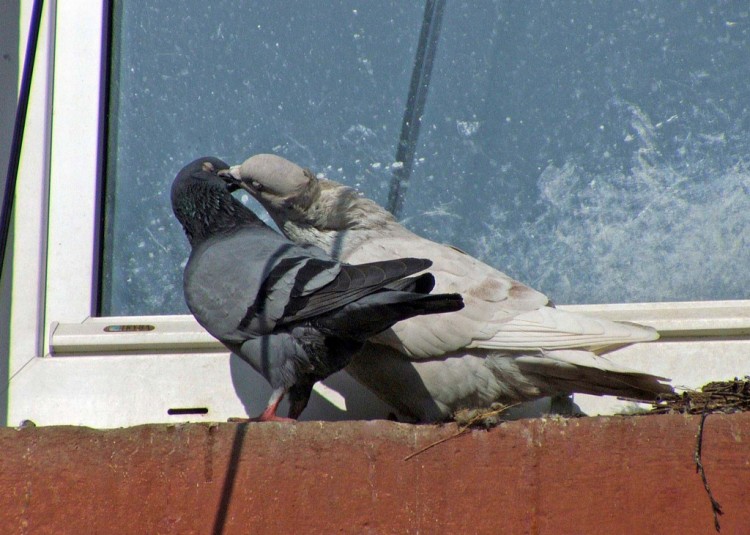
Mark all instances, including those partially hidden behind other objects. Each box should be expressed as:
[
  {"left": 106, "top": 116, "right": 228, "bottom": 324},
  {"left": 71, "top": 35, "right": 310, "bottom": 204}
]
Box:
[
  {"left": 102, "top": 0, "right": 424, "bottom": 314},
  {"left": 102, "top": 1, "right": 750, "bottom": 315}
]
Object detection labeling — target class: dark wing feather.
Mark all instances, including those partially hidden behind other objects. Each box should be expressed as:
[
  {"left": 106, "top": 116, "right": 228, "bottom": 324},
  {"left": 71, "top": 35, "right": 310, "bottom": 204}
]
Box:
[
  {"left": 278, "top": 257, "right": 432, "bottom": 326},
  {"left": 237, "top": 255, "right": 340, "bottom": 333}
]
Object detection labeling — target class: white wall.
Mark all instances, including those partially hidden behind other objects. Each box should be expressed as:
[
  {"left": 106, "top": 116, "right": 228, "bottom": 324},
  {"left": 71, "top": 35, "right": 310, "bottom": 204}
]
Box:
[{"left": 1, "top": 2, "right": 20, "bottom": 426}]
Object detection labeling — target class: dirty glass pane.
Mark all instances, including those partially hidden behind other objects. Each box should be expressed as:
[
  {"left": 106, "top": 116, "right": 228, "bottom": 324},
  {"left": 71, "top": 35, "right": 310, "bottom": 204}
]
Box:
[
  {"left": 101, "top": 0, "right": 424, "bottom": 314},
  {"left": 101, "top": 1, "right": 750, "bottom": 315}
]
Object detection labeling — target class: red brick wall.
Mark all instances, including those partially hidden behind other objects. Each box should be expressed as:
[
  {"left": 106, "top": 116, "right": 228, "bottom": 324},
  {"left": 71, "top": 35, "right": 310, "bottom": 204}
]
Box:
[{"left": 1, "top": 413, "right": 748, "bottom": 534}]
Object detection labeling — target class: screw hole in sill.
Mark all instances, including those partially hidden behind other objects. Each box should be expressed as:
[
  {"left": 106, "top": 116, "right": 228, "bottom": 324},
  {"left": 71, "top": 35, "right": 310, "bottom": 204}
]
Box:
[
  {"left": 104, "top": 324, "right": 156, "bottom": 332},
  {"left": 167, "top": 407, "right": 209, "bottom": 416}
]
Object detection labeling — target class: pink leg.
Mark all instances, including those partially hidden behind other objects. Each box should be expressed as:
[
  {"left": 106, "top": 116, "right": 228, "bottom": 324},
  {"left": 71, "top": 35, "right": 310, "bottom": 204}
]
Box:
[{"left": 228, "top": 388, "right": 296, "bottom": 423}]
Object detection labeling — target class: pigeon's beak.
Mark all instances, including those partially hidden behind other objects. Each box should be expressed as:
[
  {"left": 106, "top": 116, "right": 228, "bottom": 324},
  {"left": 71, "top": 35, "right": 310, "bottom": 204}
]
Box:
[
  {"left": 218, "top": 167, "right": 242, "bottom": 193},
  {"left": 218, "top": 165, "right": 260, "bottom": 196}
]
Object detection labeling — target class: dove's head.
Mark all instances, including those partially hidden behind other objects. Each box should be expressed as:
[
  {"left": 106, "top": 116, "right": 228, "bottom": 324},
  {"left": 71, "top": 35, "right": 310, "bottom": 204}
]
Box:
[
  {"left": 219, "top": 154, "right": 317, "bottom": 218},
  {"left": 172, "top": 156, "right": 261, "bottom": 246}
]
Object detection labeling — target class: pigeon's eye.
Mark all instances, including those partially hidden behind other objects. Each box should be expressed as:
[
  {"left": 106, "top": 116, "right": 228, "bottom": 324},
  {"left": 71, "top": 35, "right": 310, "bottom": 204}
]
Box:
[{"left": 250, "top": 180, "right": 263, "bottom": 191}]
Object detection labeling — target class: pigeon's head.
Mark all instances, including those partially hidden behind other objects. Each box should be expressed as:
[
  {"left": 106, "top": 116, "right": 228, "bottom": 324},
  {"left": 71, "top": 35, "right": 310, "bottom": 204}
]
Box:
[
  {"left": 219, "top": 154, "right": 317, "bottom": 216},
  {"left": 172, "top": 156, "right": 260, "bottom": 246},
  {"left": 171, "top": 157, "right": 231, "bottom": 212}
]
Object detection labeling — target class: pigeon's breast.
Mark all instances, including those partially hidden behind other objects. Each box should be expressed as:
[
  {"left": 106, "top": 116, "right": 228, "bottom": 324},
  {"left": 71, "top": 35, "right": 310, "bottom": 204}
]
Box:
[{"left": 183, "top": 230, "right": 277, "bottom": 342}]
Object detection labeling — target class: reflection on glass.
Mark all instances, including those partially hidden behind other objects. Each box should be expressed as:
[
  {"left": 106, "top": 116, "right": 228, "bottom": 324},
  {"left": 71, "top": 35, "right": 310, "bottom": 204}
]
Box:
[{"left": 102, "top": 1, "right": 750, "bottom": 315}]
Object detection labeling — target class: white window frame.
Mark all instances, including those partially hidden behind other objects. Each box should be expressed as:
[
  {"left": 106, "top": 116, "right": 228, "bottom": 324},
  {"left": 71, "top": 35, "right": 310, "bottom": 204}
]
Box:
[{"left": 8, "top": 0, "right": 750, "bottom": 427}]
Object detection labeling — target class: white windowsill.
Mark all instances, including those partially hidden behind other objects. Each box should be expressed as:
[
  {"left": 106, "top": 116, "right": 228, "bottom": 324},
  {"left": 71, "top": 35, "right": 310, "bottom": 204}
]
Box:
[{"left": 48, "top": 299, "right": 750, "bottom": 356}]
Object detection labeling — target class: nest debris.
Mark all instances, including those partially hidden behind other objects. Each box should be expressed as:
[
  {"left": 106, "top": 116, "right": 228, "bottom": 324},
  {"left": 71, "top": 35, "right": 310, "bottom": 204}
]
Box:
[
  {"left": 651, "top": 377, "right": 750, "bottom": 415},
  {"left": 452, "top": 402, "right": 518, "bottom": 428}
]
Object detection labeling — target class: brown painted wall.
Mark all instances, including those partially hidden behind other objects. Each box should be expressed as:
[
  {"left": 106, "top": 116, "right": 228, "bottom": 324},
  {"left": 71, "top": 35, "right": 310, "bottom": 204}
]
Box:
[{"left": 1, "top": 413, "right": 748, "bottom": 534}]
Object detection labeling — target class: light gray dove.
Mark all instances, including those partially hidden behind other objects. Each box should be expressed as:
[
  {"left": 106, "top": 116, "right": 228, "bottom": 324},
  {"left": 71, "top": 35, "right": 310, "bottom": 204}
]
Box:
[
  {"left": 220, "top": 153, "right": 674, "bottom": 422},
  {"left": 171, "top": 157, "right": 464, "bottom": 421}
]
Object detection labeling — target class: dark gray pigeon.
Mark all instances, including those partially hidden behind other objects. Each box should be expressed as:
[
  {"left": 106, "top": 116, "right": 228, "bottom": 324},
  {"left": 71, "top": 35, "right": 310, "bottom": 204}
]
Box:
[{"left": 171, "top": 157, "right": 464, "bottom": 421}]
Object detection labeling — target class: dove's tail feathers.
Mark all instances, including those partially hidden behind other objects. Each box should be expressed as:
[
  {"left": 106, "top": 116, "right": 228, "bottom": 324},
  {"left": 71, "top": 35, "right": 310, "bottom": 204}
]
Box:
[
  {"left": 510, "top": 349, "right": 673, "bottom": 401},
  {"left": 315, "top": 291, "right": 464, "bottom": 342}
]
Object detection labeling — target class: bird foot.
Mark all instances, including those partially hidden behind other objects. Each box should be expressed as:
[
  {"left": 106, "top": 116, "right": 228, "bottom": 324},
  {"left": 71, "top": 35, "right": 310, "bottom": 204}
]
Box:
[{"left": 228, "top": 400, "right": 297, "bottom": 423}]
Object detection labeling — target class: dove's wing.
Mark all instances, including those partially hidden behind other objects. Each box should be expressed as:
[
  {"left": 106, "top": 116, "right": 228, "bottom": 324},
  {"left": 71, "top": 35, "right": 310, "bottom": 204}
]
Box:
[{"left": 342, "top": 232, "right": 657, "bottom": 359}]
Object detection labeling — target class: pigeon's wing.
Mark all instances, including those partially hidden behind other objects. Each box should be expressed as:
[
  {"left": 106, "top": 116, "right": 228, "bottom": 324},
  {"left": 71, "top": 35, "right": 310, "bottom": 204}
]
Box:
[
  {"left": 342, "top": 232, "right": 657, "bottom": 358},
  {"left": 276, "top": 257, "right": 433, "bottom": 326},
  {"left": 185, "top": 225, "right": 434, "bottom": 341},
  {"left": 183, "top": 225, "right": 308, "bottom": 342}
]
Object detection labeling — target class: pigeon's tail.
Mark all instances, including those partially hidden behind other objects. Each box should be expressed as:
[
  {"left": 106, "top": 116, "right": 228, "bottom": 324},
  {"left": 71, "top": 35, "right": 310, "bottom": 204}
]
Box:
[
  {"left": 385, "top": 291, "right": 465, "bottom": 318},
  {"left": 384, "top": 272, "right": 435, "bottom": 294},
  {"left": 315, "top": 290, "right": 464, "bottom": 342},
  {"left": 502, "top": 349, "right": 673, "bottom": 401}
]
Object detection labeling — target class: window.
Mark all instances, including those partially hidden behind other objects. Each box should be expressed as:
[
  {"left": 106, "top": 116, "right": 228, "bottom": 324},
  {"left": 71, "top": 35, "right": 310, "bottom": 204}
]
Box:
[
  {"left": 8, "top": 0, "right": 750, "bottom": 427},
  {"left": 101, "top": 1, "right": 427, "bottom": 315},
  {"left": 104, "top": 1, "right": 750, "bottom": 313}
]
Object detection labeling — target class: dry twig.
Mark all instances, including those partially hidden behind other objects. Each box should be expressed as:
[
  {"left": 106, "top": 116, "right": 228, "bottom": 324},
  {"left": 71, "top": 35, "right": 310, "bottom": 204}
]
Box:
[{"left": 403, "top": 403, "right": 519, "bottom": 461}]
